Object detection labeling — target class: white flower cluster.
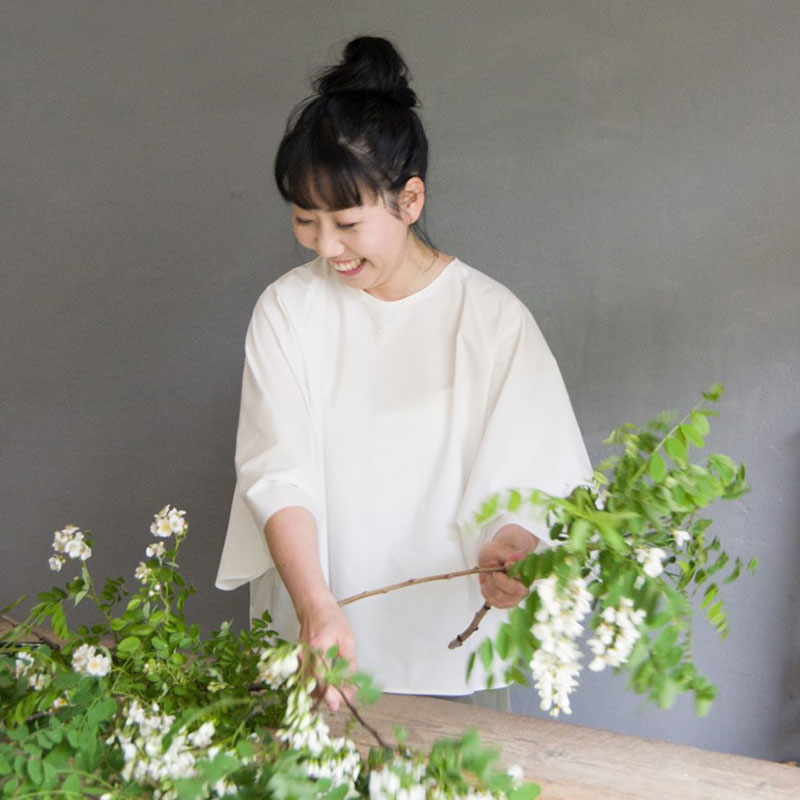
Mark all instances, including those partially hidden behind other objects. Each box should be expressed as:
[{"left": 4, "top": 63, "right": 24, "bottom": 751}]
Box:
[
  {"left": 636, "top": 546, "right": 666, "bottom": 578},
  {"left": 151, "top": 505, "right": 186, "bottom": 539},
  {"left": 109, "top": 700, "right": 232, "bottom": 798},
  {"left": 49, "top": 524, "right": 91, "bottom": 571},
  {"left": 257, "top": 644, "right": 301, "bottom": 690},
  {"left": 369, "top": 756, "right": 427, "bottom": 800},
  {"left": 529, "top": 575, "right": 592, "bottom": 716},
  {"left": 276, "top": 678, "right": 361, "bottom": 792},
  {"left": 146, "top": 541, "right": 166, "bottom": 559},
  {"left": 370, "top": 756, "right": 522, "bottom": 800},
  {"left": 14, "top": 651, "right": 49, "bottom": 690},
  {"left": 72, "top": 643, "right": 112, "bottom": 678},
  {"left": 587, "top": 597, "right": 646, "bottom": 672}
]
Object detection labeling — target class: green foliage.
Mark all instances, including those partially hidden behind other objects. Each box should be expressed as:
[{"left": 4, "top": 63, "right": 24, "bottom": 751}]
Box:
[
  {"left": 476, "top": 387, "right": 754, "bottom": 717},
  {"left": 1, "top": 509, "right": 536, "bottom": 799}
]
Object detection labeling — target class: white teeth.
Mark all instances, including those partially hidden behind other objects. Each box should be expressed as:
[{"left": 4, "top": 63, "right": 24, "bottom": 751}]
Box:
[{"left": 330, "top": 258, "right": 363, "bottom": 272}]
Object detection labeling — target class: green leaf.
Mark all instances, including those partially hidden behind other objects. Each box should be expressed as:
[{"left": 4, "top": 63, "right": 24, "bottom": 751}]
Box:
[
  {"left": 496, "top": 623, "right": 511, "bottom": 660},
  {"left": 656, "top": 676, "right": 679, "bottom": 709},
  {"left": 702, "top": 383, "right": 724, "bottom": 402},
  {"left": 509, "top": 782, "right": 541, "bottom": 800},
  {"left": 26, "top": 758, "right": 43, "bottom": 786},
  {"left": 566, "top": 519, "right": 592, "bottom": 553},
  {"left": 117, "top": 635, "right": 141, "bottom": 654},
  {"left": 648, "top": 453, "right": 667, "bottom": 483},
  {"left": 598, "top": 526, "right": 626, "bottom": 553},
  {"left": 690, "top": 411, "right": 710, "bottom": 436},
  {"left": 680, "top": 423, "right": 705, "bottom": 449},
  {"left": 747, "top": 557, "right": 758, "bottom": 573},
  {"left": 479, "top": 638, "right": 494, "bottom": 673},
  {"left": 51, "top": 603, "right": 68, "bottom": 639},
  {"left": 507, "top": 489, "right": 522, "bottom": 512},
  {"left": 694, "top": 685, "right": 717, "bottom": 716}
]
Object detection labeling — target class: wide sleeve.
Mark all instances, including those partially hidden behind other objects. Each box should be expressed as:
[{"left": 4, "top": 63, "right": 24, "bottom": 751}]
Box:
[
  {"left": 455, "top": 303, "right": 592, "bottom": 565},
  {"left": 216, "top": 285, "right": 323, "bottom": 591}
]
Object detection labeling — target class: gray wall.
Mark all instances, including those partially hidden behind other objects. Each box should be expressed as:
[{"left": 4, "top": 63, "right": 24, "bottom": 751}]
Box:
[{"left": 2, "top": 1, "right": 798, "bottom": 762}]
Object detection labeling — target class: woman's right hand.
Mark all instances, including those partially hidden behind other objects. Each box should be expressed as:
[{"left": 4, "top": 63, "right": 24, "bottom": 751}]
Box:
[
  {"left": 264, "top": 507, "right": 357, "bottom": 710},
  {"left": 298, "top": 597, "right": 357, "bottom": 711}
]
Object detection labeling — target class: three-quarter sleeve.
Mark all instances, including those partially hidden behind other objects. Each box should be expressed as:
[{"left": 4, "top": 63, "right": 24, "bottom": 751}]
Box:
[
  {"left": 216, "top": 284, "right": 323, "bottom": 590},
  {"left": 455, "top": 303, "right": 592, "bottom": 565}
]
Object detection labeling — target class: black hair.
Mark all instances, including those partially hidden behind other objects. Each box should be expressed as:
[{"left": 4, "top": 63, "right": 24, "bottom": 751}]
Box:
[{"left": 274, "top": 37, "right": 429, "bottom": 217}]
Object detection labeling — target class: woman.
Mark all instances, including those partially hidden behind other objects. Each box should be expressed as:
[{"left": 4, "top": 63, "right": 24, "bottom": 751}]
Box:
[{"left": 216, "top": 37, "right": 591, "bottom": 709}]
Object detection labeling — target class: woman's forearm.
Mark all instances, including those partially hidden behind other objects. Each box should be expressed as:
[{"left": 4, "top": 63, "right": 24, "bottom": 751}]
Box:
[{"left": 263, "top": 505, "right": 336, "bottom": 617}]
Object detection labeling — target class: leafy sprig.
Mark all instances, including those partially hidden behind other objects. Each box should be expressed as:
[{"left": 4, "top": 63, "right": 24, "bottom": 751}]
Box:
[{"left": 471, "top": 385, "right": 755, "bottom": 716}]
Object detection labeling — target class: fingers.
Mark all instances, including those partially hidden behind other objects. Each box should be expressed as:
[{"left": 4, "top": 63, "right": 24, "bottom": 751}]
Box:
[
  {"left": 480, "top": 569, "right": 528, "bottom": 608},
  {"left": 479, "top": 542, "right": 530, "bottom": 608}
]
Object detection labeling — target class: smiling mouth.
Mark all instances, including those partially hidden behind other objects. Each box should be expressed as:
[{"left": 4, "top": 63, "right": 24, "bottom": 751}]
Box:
[{"left": 329, "top": 258, "right": 365, "bottom": 277}]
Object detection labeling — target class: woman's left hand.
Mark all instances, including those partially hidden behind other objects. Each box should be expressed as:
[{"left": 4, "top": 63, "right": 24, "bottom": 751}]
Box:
[{"left": 478, "top": 524, "right": 539, "bottom": 608}]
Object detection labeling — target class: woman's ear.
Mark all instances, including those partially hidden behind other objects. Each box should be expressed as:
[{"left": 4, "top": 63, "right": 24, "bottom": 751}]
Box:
[{"left": 397, "top": 176, "right": 426, "bottom": 224}]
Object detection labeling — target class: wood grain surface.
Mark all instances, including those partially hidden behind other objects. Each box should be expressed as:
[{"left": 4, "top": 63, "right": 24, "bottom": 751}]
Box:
[{"left": 325, "top": 693, "right": 800, "bottom": 800}]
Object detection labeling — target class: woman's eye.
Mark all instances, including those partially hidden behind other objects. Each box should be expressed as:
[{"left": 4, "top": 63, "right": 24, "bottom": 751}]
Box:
[
  {"left": 336, "top": 222, "right": 357, "bottom": 230},
  {"left": 294, "top": 218, "right": 313, "bottom": 227}
]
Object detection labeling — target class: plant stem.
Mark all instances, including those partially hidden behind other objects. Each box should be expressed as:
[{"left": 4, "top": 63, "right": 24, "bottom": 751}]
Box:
[
  {"left": 335, "top": 685, "right": 390, "bottom": 750},
  {"left": 448, "top": 603, "right": 491, "bottom": 649},
  {"left": 337, "top": 567, "right": 504, "bottom": 607}
]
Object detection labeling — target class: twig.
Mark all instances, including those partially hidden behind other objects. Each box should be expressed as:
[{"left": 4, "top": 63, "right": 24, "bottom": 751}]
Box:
[
  {"left": 0, "top": 613, "right": 63, "bottom": 650},
  {"left": 336, "top": 685, "right": 390, "bottom": 750},
  {"left": 448, "top": 603, "right": 491, "bottom": 649},
  {"left": 337, "top": 567, "right": 504, "bottom": 607}
]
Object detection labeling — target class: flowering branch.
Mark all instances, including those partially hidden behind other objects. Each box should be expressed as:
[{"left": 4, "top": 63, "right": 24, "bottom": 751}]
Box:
[
  {"left": 448, "top": 603, "right": 491, "bottom": 649},
  {"left": 337, "top": 566, "right": 504, "bottom": 608},
  {"left": 334, "top": 685, "right": 390, "bottom": 750}
]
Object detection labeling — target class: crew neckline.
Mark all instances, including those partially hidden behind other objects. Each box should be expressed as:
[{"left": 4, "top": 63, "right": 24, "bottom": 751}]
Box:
[{"left": 356, "top": 256, "right": 460, "bottom": 309}]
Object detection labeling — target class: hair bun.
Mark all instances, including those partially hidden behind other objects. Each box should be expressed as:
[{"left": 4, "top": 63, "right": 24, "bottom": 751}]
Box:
[{"left": 314, "top": 36, "right": 418, "bottom": 108}]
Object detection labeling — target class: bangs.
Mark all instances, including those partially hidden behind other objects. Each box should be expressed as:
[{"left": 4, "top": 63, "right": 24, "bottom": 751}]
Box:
[{"left": 275, "top": 125, "right": 382, "bottom": 211}]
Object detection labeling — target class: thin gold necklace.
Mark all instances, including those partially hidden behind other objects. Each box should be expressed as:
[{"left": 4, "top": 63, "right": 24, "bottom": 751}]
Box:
[{"left": 367, "top": 245, "right": 440, "bottom": 330}]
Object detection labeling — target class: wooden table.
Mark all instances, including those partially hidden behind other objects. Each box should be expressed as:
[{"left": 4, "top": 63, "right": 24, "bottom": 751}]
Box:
[{"left": 326, "top": 694, "right": 800, "bottom": 800}]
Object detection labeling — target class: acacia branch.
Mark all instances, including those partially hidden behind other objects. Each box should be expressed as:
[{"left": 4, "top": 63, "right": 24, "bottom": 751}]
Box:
[
  {"left": 337, "top": 566, "right": 504, "bottom": 607},
  {"left": 336, "top": 685, "right": 390, "bottom": 750},
  {"left": 448, "top": 603, "right": 491, "bottom": 649}
]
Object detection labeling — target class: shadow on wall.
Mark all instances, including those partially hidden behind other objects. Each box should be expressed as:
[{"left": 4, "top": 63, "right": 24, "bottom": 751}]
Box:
[{"left": 778, "top": 429, "right": 800, "bottom": 763}]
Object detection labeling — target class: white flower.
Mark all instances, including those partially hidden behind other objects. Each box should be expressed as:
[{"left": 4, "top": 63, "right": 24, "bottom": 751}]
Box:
[
  {"left": 257, "top": 645, "right": 301, "bottom": 689},
  {"left": 636, "top": 546, "right": 666, "bottom": 578},
  {"left": 87, "top": 652, "right": 112, "bottom": 677},
  {"left": 188, "top": 721, "right": 215, "bottom": 749},
  {"left": 48, "top": 555, "right": 64, "bottom": 572},
  {"left": 135, "top": 562, "right": 151, "bottom": 582},
  {"left": 587, "top": 598, "right": 645, "bottom": 672},
  {"left": 145, "top": 541, "right": 165, "bottom": 559},
  {"left": 28, "top": 672, "right": 49, "bottom": 691},
  {"left": 528, "top": 575, "right": 591, "bottom": 716},
  {"left": 71, "top": 643, "right": 94, "bottom": 674},
  {"left": 65, "top": 535, "right": 91, "bottom": 561},
  {"left": 168, "top": 507, "right": 186, "bottom": 534},
  {"left": 15, "top": 652, "right": 34, "bottom": 678},
  {"left": 673, "top": 529, "right": 691, "bottom": 548},
  {"left": 150, "top": 505, "right": 186, "bottom": 538},
  {"left": 72, "top": 643, "right": 110, "bottom": 677},
  {"left": 50, "top": 695, "right": 69, "bottom": 711}
]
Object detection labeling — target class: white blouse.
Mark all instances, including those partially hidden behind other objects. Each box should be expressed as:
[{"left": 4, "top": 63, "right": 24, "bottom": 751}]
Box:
[{"left": 216, "top": 257, "right": 591, "bottom": 695}]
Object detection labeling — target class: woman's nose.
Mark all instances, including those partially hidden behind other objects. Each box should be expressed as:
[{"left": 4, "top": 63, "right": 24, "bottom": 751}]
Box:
[{"left": 314, "top": 227, "right": 344, "bottom": 258}]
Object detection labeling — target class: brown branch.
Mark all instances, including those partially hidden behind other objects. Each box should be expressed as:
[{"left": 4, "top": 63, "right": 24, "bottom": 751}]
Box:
[
  {"left": 0, "top": 613, "right": 63, "bottom": 650},
  {"left": 448, "top": 603, "right": 491, "bottom": 649},
  {"left": 335, "top": 685, "right": 390, "bottom": 750},
  {"left": 337, "top": 566, "right": 504, "bottom": 607}
]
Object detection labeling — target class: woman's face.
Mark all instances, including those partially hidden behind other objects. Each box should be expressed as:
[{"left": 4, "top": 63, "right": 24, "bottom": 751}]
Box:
[{"left": 291, "top": 190, "right": 424, "bottom": 301}]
